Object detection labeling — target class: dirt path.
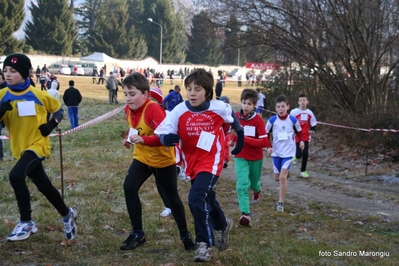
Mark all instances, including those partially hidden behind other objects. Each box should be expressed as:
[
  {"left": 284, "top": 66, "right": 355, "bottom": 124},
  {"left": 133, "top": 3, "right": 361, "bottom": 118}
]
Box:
[{"left": 221, "top": 151, "right": 399, "bottom": 220}]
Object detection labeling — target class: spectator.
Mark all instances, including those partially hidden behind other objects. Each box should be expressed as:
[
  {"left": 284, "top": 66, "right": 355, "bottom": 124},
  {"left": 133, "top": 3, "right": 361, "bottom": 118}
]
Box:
[
  {"left": 92, "top": 66, "right": 99, "bottom": 84},
  {"left": 106, "top": 72, "right": 118, "bottom": 104},
  {"left": 162, "top": 85, "right": 183, "bottom": 111},
  {"left": 97, "top": 67, "right": 105, "bottom": 85},
  {"left": 63, "top": 80, "right": 82, "bottom": 129},
  {"left": 35, "top": 65, "right": 41, "bottom": 84}
]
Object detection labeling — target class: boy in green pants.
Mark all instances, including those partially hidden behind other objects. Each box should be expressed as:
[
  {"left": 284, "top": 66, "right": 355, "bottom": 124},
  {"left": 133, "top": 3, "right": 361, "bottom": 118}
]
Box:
[{"left": 231, "top": 89, "right": 271, "bottom": 226}]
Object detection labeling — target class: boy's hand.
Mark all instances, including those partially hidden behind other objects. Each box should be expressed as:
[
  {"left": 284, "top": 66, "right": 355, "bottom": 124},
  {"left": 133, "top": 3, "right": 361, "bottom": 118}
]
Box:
[
  {"left": 231, "top": 129, "right": 244, "bottom": 155},
  {"left": 163, "top": 133, "right": 180, "bottom": 146},
  {"left": 299, "top": 141, "right": 305, "bottom": 150},
  {"left": 123, "top": 139, "right": 131, "bottom": 149},
  {"left": 0, "top": 100, "right": 12, "bottom": 117}
]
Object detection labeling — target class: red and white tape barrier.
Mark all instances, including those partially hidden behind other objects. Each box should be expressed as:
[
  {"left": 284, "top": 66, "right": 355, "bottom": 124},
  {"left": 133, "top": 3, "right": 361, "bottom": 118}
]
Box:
[
  {"left": 0, "top": 105, "right": 125, "bottom": 140},
  {"left": 229, "top": 100, "right": 399, "bottom": 133}
]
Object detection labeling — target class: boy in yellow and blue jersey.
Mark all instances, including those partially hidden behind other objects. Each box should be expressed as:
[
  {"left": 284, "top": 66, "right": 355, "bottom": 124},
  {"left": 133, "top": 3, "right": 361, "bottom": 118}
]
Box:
[{"left": 1, "top": 54, "right": 77, "bottom": 242}]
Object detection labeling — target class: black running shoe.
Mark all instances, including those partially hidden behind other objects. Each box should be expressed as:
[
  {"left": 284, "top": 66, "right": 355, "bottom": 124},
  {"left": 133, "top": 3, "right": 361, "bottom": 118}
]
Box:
[
  {"left": 181, "top": 232, "right": 196, "bottom": 251},
  {"left": 120, "top": 233, "right": 146, "bottom": 250}
]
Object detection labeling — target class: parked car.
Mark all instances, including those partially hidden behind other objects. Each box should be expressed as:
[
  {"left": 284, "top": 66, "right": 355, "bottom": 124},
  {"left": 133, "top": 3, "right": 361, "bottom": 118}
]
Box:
[
  {"left": 48, "top": 64, "right": 71, "bottom": 75},
  {"left": 71, "top": 65, "right": 84, "bottom": 76},
  {"left": 81, "top": 62, "right": 103, "bottom": 76}
]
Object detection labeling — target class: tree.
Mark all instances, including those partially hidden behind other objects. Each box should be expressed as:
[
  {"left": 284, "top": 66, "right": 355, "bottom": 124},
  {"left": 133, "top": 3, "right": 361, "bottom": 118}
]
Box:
[
  {"left": 87, "top": 0, "right": 137, "bottom": 58},
  {"left": 0, "top": 0, "right": 24, "bottom": 54},
  {"left": 186, "top": 11, "right": 223, "bottom": 66},
  {"left": 192, "top": 0, "right": 399, "bottom": 114},
  {"left": 25, "top": 0, "right": 78, "bottom": 55},
  {"left": 143, "top": 0, "right": 187, "bottom": 63}
]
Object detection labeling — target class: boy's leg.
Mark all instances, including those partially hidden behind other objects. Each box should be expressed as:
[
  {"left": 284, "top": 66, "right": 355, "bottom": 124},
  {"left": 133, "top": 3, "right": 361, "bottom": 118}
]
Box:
[
  {"left": 248, "top": 159, "right": 263, "bottom": 192},
  {"left": 234, "top": 158, "right": 251, "bottom": 215},
  {"left": 279, "top": 168, "right": 289, "bottom": 203},
  {"left": 189, "top": 173, "right": 219, "bottom": 246},
  {"left": 153, "top": 165, "right": 188, "bottom": 231},
  {"left": 9, "top": 151, "right": 69, "bottom": 221},
  {"left": 301, "top": 142, "right": 310, "bottom": 172},
  {"left": 123, "top": 159, "right": 152, "bottom": 233},
  {"left": 278, "top": 158, "right": 292, "bottom": 203},
  {"left": 295, "top": 142, "right": 302, "bottom": 159}
]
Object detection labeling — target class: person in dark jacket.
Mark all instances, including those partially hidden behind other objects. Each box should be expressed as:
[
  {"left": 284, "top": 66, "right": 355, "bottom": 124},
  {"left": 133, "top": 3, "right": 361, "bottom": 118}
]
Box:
[
  {"left": 63, "top": 80, "right": 82, "bottom": 129},
  {"left": 215, "top": 77, "right": 223, "bottom": 100}
]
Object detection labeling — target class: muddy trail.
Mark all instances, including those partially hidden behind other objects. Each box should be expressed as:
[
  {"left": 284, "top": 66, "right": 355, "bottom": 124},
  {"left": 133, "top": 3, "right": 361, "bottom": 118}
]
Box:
[{"left": 221, "top": 145, "right": 399, "bottom": 221}]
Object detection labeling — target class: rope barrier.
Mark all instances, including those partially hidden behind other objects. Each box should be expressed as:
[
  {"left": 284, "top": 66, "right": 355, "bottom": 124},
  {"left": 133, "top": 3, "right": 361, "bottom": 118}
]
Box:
[{"left": 229, "top": 99, "right": 399, "bottom": 133}]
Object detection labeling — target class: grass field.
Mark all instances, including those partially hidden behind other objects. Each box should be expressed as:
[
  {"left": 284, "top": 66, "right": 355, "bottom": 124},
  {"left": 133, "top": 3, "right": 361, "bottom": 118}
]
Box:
[{"left": 0, "top": 75, "right": 398, "bottom": 265}]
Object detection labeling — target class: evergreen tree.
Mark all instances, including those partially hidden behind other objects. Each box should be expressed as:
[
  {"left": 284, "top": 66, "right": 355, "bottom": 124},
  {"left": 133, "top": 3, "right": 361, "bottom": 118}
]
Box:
[
  {"left": 186, "top": 11, "right": 223, "bottom": 66},
  {"left": 223, "top": 15, "right": 244, "bottom": 66},
  {"left": 143, "top": 0, "right": 186, "bottom": 63},
  {"left": 0, "top": 0, "right": 24, "bottom": 54},
  {"left": 24, "top": 0, "right": 77, "bottom": 55},
  {"left": 86, "top": 0, "right": 138, "bottom": 59}
]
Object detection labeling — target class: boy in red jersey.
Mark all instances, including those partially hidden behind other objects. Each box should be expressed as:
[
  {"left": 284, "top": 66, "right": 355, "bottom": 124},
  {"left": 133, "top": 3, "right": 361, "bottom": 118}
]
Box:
[
  {"left": 231, "top": 89, "right": 271, "bottom": 227},
  {"left": 155, "top": 69, "right": 244, "bottom": 262},
  {"left": 120, "top": 72, "right": 195, "bottom": 252},
  {"left": 290, "top": 94, "right": 317, "bottom": 178}
]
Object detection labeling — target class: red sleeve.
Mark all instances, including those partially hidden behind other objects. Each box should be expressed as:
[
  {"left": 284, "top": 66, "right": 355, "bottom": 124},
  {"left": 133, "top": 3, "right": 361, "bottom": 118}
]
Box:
[
  {"left": 244, "top": 136, "right": 271, "bottom": 148},
  {"left": 244, "top": 116, "right": 271, "bottom": 148},
  {"left": 142, "top": 103, "right": 165, "bottom": 146}
]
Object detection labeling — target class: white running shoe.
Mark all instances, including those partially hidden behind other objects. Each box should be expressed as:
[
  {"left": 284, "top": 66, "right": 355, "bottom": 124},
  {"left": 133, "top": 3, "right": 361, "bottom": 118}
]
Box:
[
  {"left": 160, "top": 207, "right": 172, "bottom": 217},
  {"left": 194, "top": 242, "right": 212, "bottom": 262},
  {"left": 7, "top": 220, "right": 38, "bottom": 242},
  {"left": 177, "top": 165, "right": 188, "bottom": 181},
  {"left": 63, "top": 207, "right": 78, "bottom": 240}
]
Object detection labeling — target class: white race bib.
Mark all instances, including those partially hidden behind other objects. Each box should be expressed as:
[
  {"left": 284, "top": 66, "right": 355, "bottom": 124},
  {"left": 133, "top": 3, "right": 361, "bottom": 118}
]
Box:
[
  {"left": 196, "top": 131, "right": 215, "bottom": 152},
  {"left": 127, "top": 128, "right": 139, "bottom": 144},
  {"left": 244, "top": 125, "right": 256, "bottom": 137},
  {"left": 277, "top": 131, "right": 288, "bottom": 140},
  {"left": 17, "top": 101, "right": 36, "bottom": 116}
]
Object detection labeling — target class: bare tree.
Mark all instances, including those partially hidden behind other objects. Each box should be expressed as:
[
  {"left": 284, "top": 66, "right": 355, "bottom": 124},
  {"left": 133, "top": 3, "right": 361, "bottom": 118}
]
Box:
[{"left": 193, "top": 0, "right": 399, "bottom": 114}]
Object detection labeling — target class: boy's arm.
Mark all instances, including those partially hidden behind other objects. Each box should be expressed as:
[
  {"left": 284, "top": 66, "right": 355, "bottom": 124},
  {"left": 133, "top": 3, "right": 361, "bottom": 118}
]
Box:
[
  {"left": 244, "top": 135, "right": 271, "bottom": 148},
  {"left": 230, "top": 111, "right": 244, "bottom": 155}
]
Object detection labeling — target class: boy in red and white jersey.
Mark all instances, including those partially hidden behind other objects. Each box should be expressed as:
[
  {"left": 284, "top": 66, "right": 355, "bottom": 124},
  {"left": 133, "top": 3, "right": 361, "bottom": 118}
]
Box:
[
  {"left": 290, "top": 94, "right": 317, "bottom": 178},
  {"left": 155, "top": 69, "right": 244, "bottom": 262}
]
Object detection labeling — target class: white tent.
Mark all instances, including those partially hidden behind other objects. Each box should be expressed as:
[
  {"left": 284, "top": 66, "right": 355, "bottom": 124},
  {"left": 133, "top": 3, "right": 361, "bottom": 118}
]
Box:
[{"left": 80, "top": 52, "right": 117, "bottom": 62}]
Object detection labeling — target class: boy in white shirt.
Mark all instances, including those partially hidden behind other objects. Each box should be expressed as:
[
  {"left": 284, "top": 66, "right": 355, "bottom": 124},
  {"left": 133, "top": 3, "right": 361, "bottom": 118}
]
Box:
[{"left": 265, "top": 95, "right": 303, "bottom": 212}]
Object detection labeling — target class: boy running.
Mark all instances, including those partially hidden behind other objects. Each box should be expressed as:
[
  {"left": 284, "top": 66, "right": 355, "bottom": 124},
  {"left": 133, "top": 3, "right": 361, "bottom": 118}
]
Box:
[
  {"left": 290, "top": 94, "right": 317, "bottom": 178},
  {"left": 232, "top": 89, "right": 271, "bottom": 226},
  {"left": 155, "top": 68, "right": 244, "bottom": 262},
  {"left": 120, "top": 73, "right": 195, "bottom": 252},
  {"left": 265, "top": 95, "right": 303, "bottom": 213}
]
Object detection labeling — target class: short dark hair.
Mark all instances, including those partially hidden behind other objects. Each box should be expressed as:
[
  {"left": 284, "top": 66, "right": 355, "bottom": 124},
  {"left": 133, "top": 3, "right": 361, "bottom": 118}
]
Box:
[
  {"left": 298, "top": 93, "right": 307, "bottom": 99},
  {"left": 69, "top": 80, "right": 74, "bottom": 86},
  {"left": 240, "top": 88, "right": 258, "bottom": 103},
  {"left": 184, "top": 68, "right": 214, "bottom": 100},
  {"left": 122, "top": 72, "right": 150, "bottom": 94},
  {"left": 275, "top": 95, "right": 289, "bottom": 105}
]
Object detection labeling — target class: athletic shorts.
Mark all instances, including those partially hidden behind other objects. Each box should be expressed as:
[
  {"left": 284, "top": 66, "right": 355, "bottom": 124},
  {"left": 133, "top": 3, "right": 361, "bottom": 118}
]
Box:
[{"left": 272, "top": 157, "right": 293, "bottom": 173}]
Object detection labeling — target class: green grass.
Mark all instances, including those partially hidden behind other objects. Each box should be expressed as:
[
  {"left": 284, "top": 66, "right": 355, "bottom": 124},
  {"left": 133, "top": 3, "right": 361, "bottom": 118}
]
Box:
[{"left": 0, "top": 77, "right": 398, "bottom": 265}]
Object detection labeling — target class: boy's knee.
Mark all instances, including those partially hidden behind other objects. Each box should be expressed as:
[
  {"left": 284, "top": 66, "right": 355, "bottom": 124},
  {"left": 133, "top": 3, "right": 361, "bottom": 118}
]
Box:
[{"left": 9, "top": 170, "right": 24, "bottom": 185}]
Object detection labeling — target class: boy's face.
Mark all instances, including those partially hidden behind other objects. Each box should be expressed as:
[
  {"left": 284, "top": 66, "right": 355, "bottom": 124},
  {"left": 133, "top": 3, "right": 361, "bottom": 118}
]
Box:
[
  {"left": 3, "top": 66, "right": 24, "bottom": 85},
  {"left": 275, "top": 101, "right": 289, "bottom": 116},
  {"left": 123, "top": 86, "right": 148, "bottom": 110},
  {"left": 186, "top": 81, "right": 206, "bottom": 107},
  {"left": 241, "top": 99, "right": 255, "bottom": 115},
  {"left": 298, "top": 97, "right": 308, "bottom": 109}
]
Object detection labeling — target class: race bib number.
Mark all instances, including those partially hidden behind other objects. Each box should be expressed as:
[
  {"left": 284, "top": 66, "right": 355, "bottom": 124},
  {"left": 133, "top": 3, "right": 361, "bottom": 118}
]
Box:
[
  {"left": 17, "top": 101, "right": 36, "bottom": 116},
  {"left": 277, "top": 131, "right": 288, "bottom": 140},
  {"left": 196, "top": 131, "right": 215, "bottom": 152}
]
